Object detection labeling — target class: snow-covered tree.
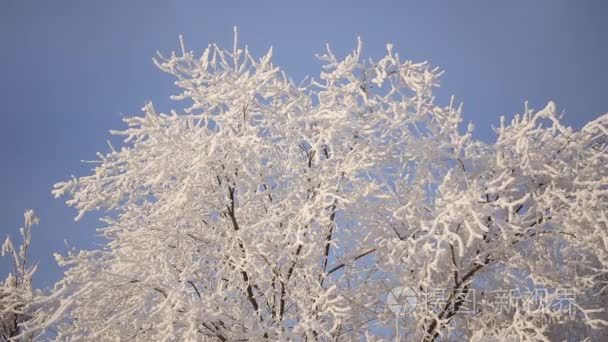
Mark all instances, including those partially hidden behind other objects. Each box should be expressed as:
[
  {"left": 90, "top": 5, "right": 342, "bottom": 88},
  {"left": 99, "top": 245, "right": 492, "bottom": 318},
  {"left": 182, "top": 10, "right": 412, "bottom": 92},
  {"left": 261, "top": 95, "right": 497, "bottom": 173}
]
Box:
[
  {"left": 1, "top": 210, "right": 40, "bottom": 341},
  {"left": 28, "top": 31, "right": 607, "bottom": 340}
]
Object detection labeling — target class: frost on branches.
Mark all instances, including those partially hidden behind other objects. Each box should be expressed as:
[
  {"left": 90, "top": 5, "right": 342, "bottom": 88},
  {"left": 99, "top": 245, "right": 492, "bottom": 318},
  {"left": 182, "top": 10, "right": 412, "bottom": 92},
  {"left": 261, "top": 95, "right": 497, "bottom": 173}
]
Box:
[
  {"left": 29, "top": 31, "right": 608, "bottom": 341},
  {"left": 1, "top": 210, "right": 40, "bottom": 340}
]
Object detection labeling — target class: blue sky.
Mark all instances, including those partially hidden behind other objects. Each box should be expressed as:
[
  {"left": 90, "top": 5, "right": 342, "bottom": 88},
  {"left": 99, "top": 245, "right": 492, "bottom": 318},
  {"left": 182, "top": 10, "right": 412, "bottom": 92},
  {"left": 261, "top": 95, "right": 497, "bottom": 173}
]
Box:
[{"left": 1, "top": 0, "right": 606, "bottom": 289}]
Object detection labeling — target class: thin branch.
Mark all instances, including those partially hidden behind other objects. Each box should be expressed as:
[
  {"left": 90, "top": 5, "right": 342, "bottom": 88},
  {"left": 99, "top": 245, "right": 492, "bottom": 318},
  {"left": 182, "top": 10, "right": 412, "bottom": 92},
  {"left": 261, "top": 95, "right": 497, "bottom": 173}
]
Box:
[
  {"left": 325, "top": 248, "right": 376, "bottom": 276},
  {"left": 188, "top": 281, "right": 202, "bottom": 300}
]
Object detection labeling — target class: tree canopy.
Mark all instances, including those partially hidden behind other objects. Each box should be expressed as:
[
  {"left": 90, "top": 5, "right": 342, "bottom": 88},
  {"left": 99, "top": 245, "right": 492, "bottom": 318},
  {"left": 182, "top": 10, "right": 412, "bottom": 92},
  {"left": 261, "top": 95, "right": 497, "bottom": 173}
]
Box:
[{"left": 3, "top": 31, "right": 607, "bottom": 341}]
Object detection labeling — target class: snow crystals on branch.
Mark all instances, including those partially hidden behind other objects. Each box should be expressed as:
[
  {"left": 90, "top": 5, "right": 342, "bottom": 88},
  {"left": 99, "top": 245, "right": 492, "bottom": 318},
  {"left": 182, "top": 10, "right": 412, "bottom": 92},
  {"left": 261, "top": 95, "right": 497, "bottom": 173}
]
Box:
[{"left": 1, "top": 210, "right": 41, "bottom": 340}]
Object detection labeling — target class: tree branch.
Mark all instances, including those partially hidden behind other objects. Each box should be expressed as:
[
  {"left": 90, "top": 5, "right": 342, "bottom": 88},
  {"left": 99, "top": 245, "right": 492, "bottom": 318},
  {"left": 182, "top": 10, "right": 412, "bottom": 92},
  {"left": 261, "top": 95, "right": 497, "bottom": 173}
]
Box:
[
  {"left": 224, "top": 183, "right": 262, "bottom": 316},
  {"left": 325, "top": 248, "right": 376, "bottom": 276}
]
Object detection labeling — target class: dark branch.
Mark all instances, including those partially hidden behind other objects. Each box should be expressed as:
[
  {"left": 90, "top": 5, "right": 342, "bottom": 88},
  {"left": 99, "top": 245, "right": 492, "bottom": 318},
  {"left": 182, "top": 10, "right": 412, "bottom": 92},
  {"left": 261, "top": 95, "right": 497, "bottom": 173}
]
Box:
[{"left": 325, "top": 248, "right": 376, "bottom": 276}]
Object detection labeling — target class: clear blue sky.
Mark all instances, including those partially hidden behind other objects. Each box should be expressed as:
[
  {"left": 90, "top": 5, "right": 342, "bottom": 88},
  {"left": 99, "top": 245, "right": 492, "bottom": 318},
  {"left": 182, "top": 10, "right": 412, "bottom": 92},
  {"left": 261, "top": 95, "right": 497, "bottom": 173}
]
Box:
[{"left": 1, "top": 0, "right": 606, "bottom": 289}]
